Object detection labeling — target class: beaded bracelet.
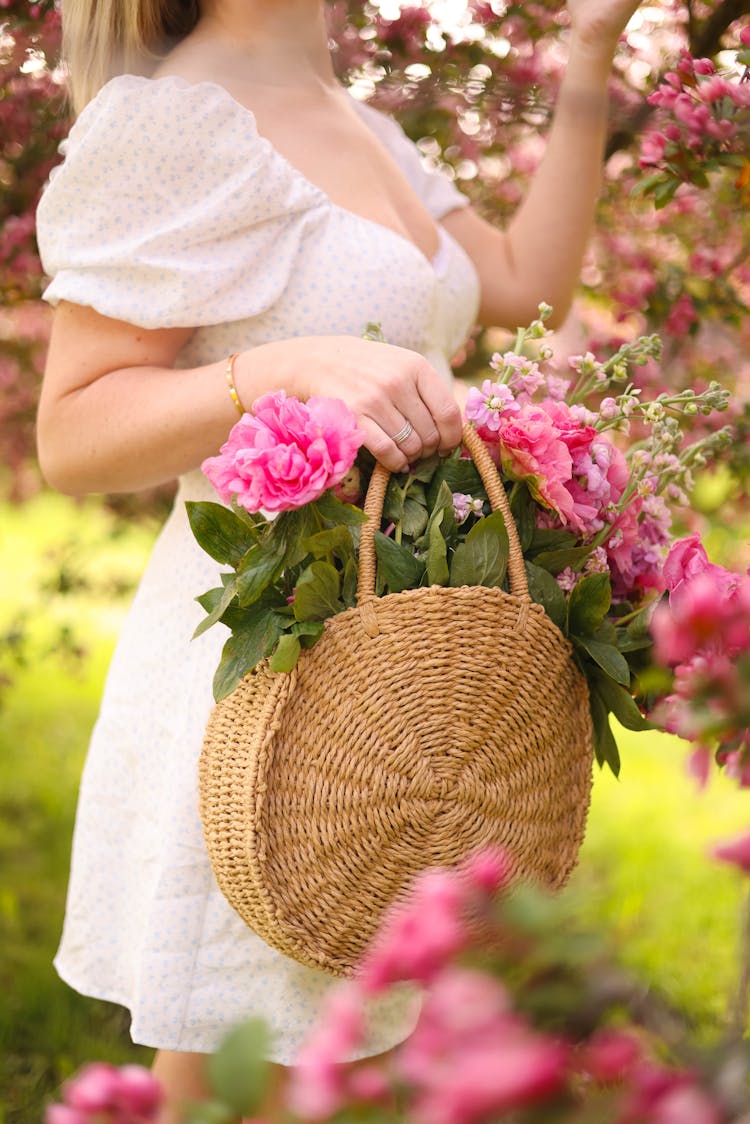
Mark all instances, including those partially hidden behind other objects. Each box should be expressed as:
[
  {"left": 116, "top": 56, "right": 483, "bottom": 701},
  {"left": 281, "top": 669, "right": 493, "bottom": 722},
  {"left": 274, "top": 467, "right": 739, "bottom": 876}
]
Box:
[{"left": 225, "top": 353, "right": 246, "bottom": 417}]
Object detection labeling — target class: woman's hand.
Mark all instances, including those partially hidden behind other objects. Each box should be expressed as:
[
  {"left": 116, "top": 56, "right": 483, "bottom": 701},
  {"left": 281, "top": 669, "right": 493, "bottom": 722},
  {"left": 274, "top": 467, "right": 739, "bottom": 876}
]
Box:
[
  {"left": 566, "top": 0, "right": 643, "bottom": 59},
  {"left": 236, "top": 335, "right": 463, "bottom": 474}
]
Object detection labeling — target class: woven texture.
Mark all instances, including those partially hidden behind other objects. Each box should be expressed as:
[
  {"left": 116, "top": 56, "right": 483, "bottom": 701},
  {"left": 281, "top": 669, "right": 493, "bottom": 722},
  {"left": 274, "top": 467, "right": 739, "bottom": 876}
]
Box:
[{"left": 199, "top": 424, "right": 594, "bottom": 978}]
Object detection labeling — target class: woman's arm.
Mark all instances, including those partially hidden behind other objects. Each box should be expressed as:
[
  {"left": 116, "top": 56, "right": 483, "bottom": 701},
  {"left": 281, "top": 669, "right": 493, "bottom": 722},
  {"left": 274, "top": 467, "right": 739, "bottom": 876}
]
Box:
[
  {"left": 37, "top": 301, "right": 463, "bottom": 495},
  {"left": 443, "top": 0, "right": 642, "bottom": 330}
]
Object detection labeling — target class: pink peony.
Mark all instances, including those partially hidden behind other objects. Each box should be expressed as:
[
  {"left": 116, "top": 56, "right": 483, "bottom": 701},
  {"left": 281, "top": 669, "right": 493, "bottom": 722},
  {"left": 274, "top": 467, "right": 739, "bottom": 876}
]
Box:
[
  {"left": 494, "top": 404, "right": 577, "bottom": 526},
  {"left": 202, "top": 391, "right": 364, "bottom": 512}
]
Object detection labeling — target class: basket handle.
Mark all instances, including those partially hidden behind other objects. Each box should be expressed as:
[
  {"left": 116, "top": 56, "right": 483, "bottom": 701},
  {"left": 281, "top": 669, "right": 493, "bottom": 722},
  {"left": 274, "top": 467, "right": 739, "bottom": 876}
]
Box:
[{"left": 357, "top": 422, "right": 530, "bottom": 604}]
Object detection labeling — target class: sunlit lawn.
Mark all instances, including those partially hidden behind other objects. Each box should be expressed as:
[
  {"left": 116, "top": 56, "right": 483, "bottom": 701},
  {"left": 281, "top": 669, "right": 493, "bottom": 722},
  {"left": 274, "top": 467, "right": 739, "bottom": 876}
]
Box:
[{"left": 1, "top": 491, "right": 748, "bottom": 1121}]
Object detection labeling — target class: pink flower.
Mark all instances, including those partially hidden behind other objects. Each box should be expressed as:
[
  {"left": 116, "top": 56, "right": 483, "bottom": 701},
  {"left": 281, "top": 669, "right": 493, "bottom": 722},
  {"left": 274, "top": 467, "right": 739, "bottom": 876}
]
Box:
[
  {"left": 358, "top": 870, "right": 467, "bottom": 993},
  {"left": 460, "top": 847, "right": 512, "bottom": 895},
  {"left": 712, "top": 831, "right": 750, "bottom": 874},
  {"left": 741, "top": 24, "right": 750, "bottom": 46},
  {"left": 663, "top": 535, "right": 709, "bottom": 591},
  {"left": 62, "top": 1063, "right": 122, "bottom": 1113},
  {"left": 465, "top": 379, "right": 517, "bottom": 432},
  {"left": 44, "top": 1108, "right": 91, "bottom": 1124},
  {"left": 112, "top": 1067, "right": 163, "bottom": 1118},
  {"left": 399, "top": 981, "right": 570, "bottom": 1124},
  {"left": 202, "top": 392, "right": 364, "bottom": 512},
  {"left": 580, "top": 1029, "right": 641, "bottom": 1084},
  {"left": 288, "top": 983, "right": 365, "bottom": 1120},
  {"left": 494, "top": 404, "right": 577, "bottom": 526}
]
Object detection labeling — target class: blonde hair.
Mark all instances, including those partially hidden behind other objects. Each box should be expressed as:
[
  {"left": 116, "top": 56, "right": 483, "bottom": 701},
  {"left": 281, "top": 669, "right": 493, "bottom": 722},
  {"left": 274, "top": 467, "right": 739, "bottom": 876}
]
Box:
[{"left": 62, "top": 0, "right": 200, "bottom": 115}]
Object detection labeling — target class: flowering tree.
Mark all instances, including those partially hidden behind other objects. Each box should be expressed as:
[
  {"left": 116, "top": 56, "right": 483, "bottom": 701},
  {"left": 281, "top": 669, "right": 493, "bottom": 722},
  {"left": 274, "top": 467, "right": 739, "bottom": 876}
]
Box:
[{"left": 1, "top": 0, "right": 749, "bottom": 499}]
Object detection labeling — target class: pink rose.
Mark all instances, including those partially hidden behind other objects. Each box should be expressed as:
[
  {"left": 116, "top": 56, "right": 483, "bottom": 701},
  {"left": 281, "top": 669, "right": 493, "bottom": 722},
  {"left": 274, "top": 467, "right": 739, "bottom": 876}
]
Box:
[{"left": 202, "top": 391, "right": 364, "bottom": 512}]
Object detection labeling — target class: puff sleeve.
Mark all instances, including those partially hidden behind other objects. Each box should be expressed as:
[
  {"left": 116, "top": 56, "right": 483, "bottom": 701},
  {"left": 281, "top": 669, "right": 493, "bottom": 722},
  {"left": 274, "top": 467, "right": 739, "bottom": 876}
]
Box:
[
  {"left": 352, "top": 99, "right": 470, "bottom": 221},
  {"left": 36, "top": 75, "right": 326, "bottom": 329}
]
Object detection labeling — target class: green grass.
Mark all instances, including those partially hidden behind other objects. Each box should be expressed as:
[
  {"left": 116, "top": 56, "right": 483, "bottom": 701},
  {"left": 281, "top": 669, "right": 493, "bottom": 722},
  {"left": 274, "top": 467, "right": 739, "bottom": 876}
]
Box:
[{"left": 1, "top": 492, "right": 749, "bottom": 1120}]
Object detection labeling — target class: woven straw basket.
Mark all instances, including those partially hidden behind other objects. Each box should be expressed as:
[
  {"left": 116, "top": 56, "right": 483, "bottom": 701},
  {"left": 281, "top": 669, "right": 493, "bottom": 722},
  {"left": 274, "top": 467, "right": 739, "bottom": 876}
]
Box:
[{"left": 199, "top": 424, "right": 594, "bottom": 978}]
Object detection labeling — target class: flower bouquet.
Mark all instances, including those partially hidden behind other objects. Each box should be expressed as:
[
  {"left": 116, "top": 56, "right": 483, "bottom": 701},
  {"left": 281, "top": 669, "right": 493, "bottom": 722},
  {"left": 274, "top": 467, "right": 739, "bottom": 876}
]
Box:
[{"left": 189, "top": 306, "right": 730, "bottom": 776}]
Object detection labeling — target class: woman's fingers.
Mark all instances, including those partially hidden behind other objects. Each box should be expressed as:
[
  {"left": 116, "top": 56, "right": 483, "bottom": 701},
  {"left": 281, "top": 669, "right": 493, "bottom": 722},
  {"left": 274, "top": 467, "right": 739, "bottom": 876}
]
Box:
[
  {"left": 414, "top": 361, "right": 463, "bottom": 454},
  {"left": 357, "top": 416, "right": 410, "bottom": 473}
]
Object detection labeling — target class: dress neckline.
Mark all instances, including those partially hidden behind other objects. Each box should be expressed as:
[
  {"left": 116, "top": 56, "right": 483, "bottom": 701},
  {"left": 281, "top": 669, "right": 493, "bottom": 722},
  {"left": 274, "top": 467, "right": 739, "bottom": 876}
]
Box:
[{"left": 97, "top": 73, "right": 460, "bottom": 280}]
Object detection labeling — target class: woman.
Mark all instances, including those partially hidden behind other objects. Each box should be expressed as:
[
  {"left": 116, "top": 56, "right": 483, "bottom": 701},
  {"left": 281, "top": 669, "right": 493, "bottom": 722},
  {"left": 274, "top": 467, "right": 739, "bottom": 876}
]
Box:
[{"left": 36, "top": 0, "right": 642, "bottom": 1118}]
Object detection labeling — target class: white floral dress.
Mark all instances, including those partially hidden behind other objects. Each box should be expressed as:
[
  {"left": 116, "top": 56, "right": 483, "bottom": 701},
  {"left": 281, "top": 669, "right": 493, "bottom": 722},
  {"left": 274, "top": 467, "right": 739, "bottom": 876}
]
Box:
[{"left": 36, "top": 73, "right": 481, "bottom": 1061}]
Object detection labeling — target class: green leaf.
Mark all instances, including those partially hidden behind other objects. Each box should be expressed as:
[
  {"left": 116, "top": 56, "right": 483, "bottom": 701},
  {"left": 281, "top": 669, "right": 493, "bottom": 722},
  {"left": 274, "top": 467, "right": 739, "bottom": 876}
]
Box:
[
  {"left": 312, "top": 490, "right": 368, "bottom": 526},
  {"left": 212, "top": 606, "right": 285, "bottom": 700},
  {"left": 291, "top": 619, "right": 326, "bottom": 648},
  {"left": 374, "top": 531, "right": 425, "bottom": 593},
  {"left": 533, "top": 545, "right": 593, "bottom": 575},
  {"left": 185, "top": 501, "right": 260, "bottom": 567},
  {"left": 449, "top": 510, "right": 509, "bottom": 589},
  {"left": 342, "top": 556, "right": 358, "bottom": 607},
  {"left": 207, "top": 1019, "right": 271, "bottom": 1117},
  {"left": 427, "top": 453, "right": 484, "bottom": 507},
  {"left": 593, "top": 675, "right": 652, "bottom": 732},
  {"left": 268, "top": 633, "right": 301, "bottom": 673},
  {"left": 383, "top": 478, "right": 405, "bottom": 524},
  {"left": 401, "top": 496, "right": 429, "bottom": 538},
  {"left": 410, "top": 453, "right": 442, "bottom": 482},
  {"left": 302, "top": 525, "right": 355, "bottom": 562},
  {"left": 576, "top": 637, "right": 631, "bottom": 687},
  {"left": 631, "top": 172, "right": 667, "bottom": 198},
  {"left": 653, "top": 176, "right": 680, "bottom": 209},
  {"left": 567, "top": 572, "right": 612, "bottom": 637},
  {"left": 510, "top": 484, "right": 535, "bottom": 552},
  {"left": 426, "top": 510, "right": 449, "bottom": 586},
  {"left": 236, "top": 539, "right": 286, "bottom": 607},
  {"left": 528, "top": 529, "right": 577, "bottom": 556},
  {"left": 524, "top": 561, "right": 565, "bottom": 630},
  {"left": 589, "top": 690, "right": 621, "bottom": 777},
  {"left": 183, "top": 1101, "right": 236, "bottom": 1124},
  {"left": 193, "top": 577, "right": 238, "bottom": 639},
  {"left": 292, "top": 561, "right": 343, "bottom": 621}
]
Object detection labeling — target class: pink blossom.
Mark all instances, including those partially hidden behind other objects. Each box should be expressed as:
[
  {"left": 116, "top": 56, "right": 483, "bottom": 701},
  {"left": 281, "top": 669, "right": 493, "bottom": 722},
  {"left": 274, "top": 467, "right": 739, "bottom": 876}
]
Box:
[
  {"left": 358, "top": 869, "right": 467, "bottom": 993},
  {"left": 465, "top": 379, "right": 517, "bottom": 431},
  {"left": 650, "top": 1084, "right": 723, "bottom": 1124},
  {"left": 347, "top": 1065, "right": 391, "bottom": 1104},
  {"left": 544, "top": 374, "right": 571, "bottom": 401},
  {"left": 460, "top": 847, "right": 512, "bottom": 895},
  {"left": 580, "top": 1029, "right": 641, "bottom": 1084},
  {"left": 712, "top": 831, "right": 750, "bottom": 874},
  {"left": 44, "top": 1108, "right": 91, "bottom": 1124},
  {"left": 202, "top": 392, "right": 364, "bottom": 513},
  {"left": 112, "top": 1067, "right": 163, "bottom": 1118},
  {"left": 399, "top": 979, "right": 570, "bottom": 1124},
  {"left": 741, "top": 25, "right": 750, "bottom": 46},
  {"left": 288, "top": 982, "right": 365, "bottom": 1119},
  {"left": 640, "top": 131, "right": 668, "bottom": 167},
  {"left": 599, "top": 396, "right": 619, "bottom": 420},
  {"left": 62, "top": 1063, "right": 122, "bottom": 1113},
  {"left": 665, "top": 294, "right": 697, "bottom": 337}
]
